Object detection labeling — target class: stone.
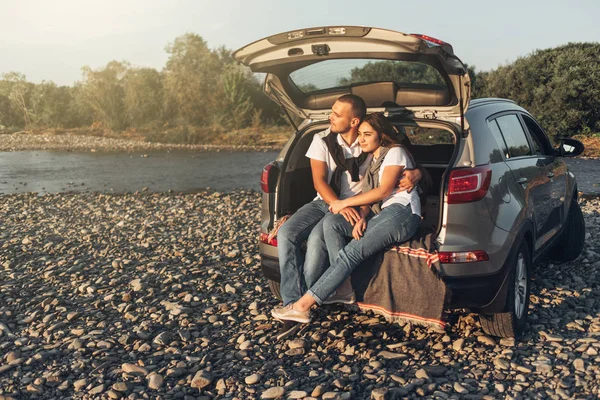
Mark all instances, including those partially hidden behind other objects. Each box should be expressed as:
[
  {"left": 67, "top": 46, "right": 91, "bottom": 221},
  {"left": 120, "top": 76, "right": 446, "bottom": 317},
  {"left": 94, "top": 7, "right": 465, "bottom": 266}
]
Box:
[
  {"left": 494, "top": 358, "right": 510, "bottom": 370},
  {"left": 147, "top": 373, "right": 163, "bottom": 390},
  {"left": 73, "top": 379, "right": 88, "bottom": 392},
  {"left": 89, "top": 384, "right": 106, "bottom": 395},
  {"left": 477, "top": 335, "right": 496, "bottom": 346},
  {"left": 287, "top": 390, "right": 308, "bottom": 399},
  {"left": 371, "top": 387, "right": 388, "bottom": 399},
  {"left": 191, "top": 370, "right": 213, "bottom": 389},
  {"left": 112, "top": 382, "right": 129, "bottom": 392},
  {"left": 415, "top": 368, "right": 430, "bottom": 380},
  {"left": 261, "top": 386, "right": 286, "bottom": 399},
  {"left": 454, "top": 382, "right": 468, "bottom": 394},
  {"left": 573, "top": 358, "right": 585, "bottom": 372},
  {"left": 245, "top": 374, "right": 261, "bottom": 385},
  {"left": 122, "top": 363, "right": 148, "bottom": 376},
  {"left": 452, "top": 338, "right": 465, "bottom": 351}
]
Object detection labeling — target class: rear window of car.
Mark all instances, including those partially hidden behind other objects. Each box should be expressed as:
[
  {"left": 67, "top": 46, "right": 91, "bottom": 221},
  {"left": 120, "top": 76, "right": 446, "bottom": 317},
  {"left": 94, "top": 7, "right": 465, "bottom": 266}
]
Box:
[{"left": 289, "top": 59, "right": 446, "bottom": 92}]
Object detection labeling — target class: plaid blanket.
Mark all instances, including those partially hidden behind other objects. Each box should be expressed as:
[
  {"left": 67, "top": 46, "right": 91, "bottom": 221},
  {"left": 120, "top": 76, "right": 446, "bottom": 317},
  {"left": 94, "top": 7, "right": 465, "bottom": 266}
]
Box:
[{"left": 351, "top": 232, "right": 449, "bottom": 329}]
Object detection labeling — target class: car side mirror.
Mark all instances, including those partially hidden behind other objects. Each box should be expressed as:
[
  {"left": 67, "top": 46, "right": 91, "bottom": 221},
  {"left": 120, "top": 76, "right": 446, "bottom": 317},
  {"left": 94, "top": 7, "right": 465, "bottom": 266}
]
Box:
[{"left": 555, "top": 138, "right": 584, "bottom": 157}]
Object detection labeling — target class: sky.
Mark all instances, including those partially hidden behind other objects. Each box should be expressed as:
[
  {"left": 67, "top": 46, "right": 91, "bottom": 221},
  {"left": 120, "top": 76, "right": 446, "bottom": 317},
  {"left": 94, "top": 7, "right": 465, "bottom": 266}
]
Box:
[{"left": 1, "top": 0, "right": 598, "bottom": 86}]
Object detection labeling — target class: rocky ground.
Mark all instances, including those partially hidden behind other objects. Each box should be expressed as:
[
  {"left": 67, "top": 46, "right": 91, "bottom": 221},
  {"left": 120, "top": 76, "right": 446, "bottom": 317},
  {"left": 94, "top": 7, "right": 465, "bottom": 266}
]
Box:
[
  {"left": 0, "top": 190, "right": 599, "bottom": 400},
  {"left": 0, "top": 133, "right": 279, "bottom": 153}
]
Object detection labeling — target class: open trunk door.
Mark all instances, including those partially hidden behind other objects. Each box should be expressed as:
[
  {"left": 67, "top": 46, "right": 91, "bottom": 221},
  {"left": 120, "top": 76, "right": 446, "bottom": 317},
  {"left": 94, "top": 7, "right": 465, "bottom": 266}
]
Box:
[{"left": 234, "top": 26, "right": 470, "bottom": 126}]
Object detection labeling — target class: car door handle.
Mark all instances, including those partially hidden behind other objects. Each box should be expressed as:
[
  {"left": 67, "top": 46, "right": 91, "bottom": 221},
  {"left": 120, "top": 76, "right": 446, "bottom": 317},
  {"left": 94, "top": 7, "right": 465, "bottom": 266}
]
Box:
[
  {"left": 547, "top": 172, "right": 555, "bottom": 178},
  {"left": 517, "top": 177, "right": 528, "bottom": 185}
]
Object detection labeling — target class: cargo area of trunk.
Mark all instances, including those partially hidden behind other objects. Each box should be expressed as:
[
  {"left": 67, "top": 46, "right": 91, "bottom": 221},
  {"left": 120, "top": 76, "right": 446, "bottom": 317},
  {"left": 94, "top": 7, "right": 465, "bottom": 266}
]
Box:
[{"left": 275, "top": 119, "right": 459, "bottom": 236}]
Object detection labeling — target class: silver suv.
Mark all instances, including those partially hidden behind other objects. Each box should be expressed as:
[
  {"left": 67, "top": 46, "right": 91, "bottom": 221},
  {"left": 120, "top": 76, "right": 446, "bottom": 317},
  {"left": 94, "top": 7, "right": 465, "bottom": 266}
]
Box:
[{"left": 234, "top": 26, "right": 586, "bottom": 338}]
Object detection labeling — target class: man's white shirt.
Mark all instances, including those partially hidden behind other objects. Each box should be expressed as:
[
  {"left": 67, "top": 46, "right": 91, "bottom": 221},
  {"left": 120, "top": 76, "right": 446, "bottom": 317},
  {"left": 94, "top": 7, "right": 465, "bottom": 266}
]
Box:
[{"left": 305, "top": 127, "right": 372, "bottom": 200}]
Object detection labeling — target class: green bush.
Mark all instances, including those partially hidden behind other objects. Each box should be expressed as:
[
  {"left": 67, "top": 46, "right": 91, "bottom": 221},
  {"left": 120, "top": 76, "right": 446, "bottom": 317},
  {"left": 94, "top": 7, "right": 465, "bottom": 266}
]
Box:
[{"left": 473, "top": 43, "right": 600, "bottom": 140}]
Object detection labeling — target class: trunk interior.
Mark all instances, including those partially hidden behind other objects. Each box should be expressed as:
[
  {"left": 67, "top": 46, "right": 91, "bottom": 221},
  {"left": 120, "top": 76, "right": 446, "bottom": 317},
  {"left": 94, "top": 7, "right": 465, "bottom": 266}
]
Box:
[{"left": 277, "top": 119, "right": 458, "bottom": 235}]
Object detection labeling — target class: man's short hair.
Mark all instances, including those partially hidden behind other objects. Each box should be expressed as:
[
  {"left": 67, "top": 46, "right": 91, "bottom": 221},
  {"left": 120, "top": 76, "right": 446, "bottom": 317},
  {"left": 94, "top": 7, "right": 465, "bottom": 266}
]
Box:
[{"left": 336, "top": 94, "right": 367, "bottom": 120}]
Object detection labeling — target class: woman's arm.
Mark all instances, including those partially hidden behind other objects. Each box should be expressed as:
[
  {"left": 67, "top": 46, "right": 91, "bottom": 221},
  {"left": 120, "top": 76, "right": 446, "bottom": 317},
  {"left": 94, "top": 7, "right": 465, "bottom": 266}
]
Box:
[{"left": 330, "top": 165, "right": 403, "bottom": 212}]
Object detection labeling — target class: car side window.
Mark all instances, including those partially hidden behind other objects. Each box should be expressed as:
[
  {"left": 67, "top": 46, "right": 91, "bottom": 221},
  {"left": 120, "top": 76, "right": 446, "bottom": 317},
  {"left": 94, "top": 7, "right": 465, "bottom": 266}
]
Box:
[
  {"left": 495, "top": 114, "right": 532, "bottom": 158},
  {"left": 521, "top": 115, "right": 553, "bottom": 156},
  {"left": 488, "top": 119, "right": 509, "bottom": 159}
]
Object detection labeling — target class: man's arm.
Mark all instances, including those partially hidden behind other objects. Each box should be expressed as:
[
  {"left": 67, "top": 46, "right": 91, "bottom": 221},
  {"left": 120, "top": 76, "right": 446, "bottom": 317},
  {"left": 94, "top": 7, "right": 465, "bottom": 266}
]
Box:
[
  {"left": 398, "top": 168, "right": 422, "bottom": 193},
  {"left": 310, "top": 159, "right": 338, "bottom": 205}
]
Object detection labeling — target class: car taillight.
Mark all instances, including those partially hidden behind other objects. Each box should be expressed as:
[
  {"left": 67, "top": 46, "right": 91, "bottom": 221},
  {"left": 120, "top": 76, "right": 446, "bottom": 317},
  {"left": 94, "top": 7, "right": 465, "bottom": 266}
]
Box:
[
  {"left": 438, "top": 251, "right": 489, "bottom": 263},
  {"left": 259, "top": 232, "right": 277, "bottom": 247},
  {"left": 447, "top": 165, "right": 492, "bottom": 204},
  {"left": 410, "top": 33, "right": 454, "bottom": 54},
  {"left": 410, "top": 33, "right": 446, "bottom": 46},
  {"left": 260, "top": 162, "right": 278, "bottom": 193}
]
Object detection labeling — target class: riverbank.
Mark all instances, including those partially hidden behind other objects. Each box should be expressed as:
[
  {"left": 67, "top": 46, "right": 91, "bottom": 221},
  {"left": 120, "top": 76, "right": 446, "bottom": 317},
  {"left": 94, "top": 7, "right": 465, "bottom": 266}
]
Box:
[
  {"left": 0, "top": 132, "right": 284, "bottom": 153},
  {"left": 0, "top": 190, "right": 599, "bottom": 399},
  {"left": 3, "top": 131, "right": 600, "bottom": 158}
]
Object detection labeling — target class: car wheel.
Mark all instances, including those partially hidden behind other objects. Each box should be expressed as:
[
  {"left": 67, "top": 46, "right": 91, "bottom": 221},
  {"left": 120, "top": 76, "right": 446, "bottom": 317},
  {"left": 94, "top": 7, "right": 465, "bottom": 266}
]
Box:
[
  {"left": 268, "top": 279, "right": 282, "bottom": 300},
  {"left": 549, "top": 199, "right": 585, "bottom": 262},
  {"left": 480, "top": 241, "right": 531, "bottom": 338}
]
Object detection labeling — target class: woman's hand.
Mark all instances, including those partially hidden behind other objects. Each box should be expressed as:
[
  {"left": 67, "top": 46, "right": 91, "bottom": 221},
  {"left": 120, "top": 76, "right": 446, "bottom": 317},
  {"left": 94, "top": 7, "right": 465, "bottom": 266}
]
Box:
[
  {"left": 329, "top": 199, "right": 348, "bottom": 214},
  {"left": 352, "top": 218, "right": 367, "bottom": 240}
]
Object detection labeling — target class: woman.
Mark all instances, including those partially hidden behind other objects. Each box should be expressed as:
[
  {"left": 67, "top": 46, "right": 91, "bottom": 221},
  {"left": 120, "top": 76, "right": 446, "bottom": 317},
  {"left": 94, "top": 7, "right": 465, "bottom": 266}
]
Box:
[{"left": 272, "top": 113, "right": 422, "bottom": 323}]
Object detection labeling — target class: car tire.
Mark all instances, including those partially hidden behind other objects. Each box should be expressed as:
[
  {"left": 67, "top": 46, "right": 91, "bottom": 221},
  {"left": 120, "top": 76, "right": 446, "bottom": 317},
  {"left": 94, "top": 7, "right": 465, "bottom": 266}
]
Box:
[
  {"left": 480, "top": 241, "right": 531, "bottom": 338},
  {"left": 549, "top": 199, "right": 585, "bottom": 262},
  {"left": 268, "top": 279, "right": 282, "bottom": 300}
]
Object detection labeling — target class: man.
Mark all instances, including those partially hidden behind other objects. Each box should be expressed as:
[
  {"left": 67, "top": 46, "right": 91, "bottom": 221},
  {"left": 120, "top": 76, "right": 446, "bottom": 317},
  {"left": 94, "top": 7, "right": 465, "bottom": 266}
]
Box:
[{"left": 274, "top": 95, "right": 420, "bottom": 328}]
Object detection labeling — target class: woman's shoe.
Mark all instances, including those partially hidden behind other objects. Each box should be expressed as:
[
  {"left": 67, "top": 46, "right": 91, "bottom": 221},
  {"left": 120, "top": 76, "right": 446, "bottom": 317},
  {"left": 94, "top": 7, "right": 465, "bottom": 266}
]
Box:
[
  {"left": 322, "top": 278, "right": 356, "bottom": 305},
  {"left": 322, "top": 289, "right": 356, "bottom": 305},
  {"left": 271, "top": 304, "right": 311, "bottom": 323}
]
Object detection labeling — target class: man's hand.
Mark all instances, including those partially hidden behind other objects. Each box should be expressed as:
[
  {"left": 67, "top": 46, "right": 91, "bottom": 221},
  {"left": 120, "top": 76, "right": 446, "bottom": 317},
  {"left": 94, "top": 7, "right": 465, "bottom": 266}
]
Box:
[
  {"left": 398, "top": 168, "right": 422, "bottom": 193},
  {"left": 352, "top": 218, "right": 367, "bottom": 240}
]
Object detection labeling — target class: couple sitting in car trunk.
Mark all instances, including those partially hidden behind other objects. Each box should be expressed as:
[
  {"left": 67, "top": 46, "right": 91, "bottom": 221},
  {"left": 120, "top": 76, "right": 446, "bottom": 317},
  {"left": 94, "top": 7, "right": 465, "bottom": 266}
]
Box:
[{"left": 272, "top": 94, "right": 423, "bottom": 324}]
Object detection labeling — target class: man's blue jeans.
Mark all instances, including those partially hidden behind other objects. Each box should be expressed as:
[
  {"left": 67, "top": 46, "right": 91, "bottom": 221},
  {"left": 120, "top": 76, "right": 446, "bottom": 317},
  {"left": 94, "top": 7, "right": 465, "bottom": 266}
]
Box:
[
  {"left": 308, "top": 203, "right": 421, "bottom": 305},
  {"left": 277, "top": 200, "right": 330, "bottom": 306}
]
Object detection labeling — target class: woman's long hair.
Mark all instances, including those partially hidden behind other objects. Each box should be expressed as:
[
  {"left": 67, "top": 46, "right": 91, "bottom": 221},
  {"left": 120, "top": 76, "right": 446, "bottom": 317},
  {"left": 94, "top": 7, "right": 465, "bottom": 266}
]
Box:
[
  {"left": 361, "top": 112, "right": 401, "bottom": 148},
  {"left": 362, "top": 112, "right": 432, "bottom": 198}
]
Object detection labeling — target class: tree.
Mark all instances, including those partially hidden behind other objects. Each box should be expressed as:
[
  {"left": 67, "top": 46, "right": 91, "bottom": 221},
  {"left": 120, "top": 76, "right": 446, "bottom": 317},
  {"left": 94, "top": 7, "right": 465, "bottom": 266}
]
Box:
[
  {"left": 474, "top": 43, "right": 600, "bottom": 139},
  {"left": 218, "top": 64, "right": 256, "bottom": 129},
  {"left": 80, "top": 61, "right": 130, "bottom": 132},
  {"left": 123, "top": 67, "right": 163, "bottom": 128},
  {"left": 1, "top": 72, "right": 34, "bottom": 132},
  {"left": 163, "top": 34, "right": 223, "bottom": 126}
]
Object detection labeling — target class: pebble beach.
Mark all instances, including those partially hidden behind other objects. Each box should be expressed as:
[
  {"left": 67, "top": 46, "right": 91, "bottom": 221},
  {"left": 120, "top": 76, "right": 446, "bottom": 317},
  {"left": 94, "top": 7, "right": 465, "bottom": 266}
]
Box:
[{"left": 1, "top": 189, "right": 600, "bottom": 400}]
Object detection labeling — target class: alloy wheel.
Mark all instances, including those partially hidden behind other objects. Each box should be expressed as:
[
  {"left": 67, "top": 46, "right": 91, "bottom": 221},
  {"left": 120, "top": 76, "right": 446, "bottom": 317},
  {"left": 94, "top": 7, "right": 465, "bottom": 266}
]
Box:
[{"left": 514, "top": 253, "right": 527, "bottom": 319}]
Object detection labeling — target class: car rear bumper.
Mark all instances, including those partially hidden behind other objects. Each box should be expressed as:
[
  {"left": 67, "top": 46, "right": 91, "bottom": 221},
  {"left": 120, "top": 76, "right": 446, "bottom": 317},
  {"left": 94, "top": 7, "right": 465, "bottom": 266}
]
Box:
[{"left": 261, "top": 254, "right": 281, "bottom": 282}]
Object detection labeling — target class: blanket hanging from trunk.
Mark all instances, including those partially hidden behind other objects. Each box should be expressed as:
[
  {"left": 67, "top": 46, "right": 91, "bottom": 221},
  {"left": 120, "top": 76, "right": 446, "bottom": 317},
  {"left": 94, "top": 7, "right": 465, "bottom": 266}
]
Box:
[{"left": 351, "top": 231, "right": 449, "bottom": 329}]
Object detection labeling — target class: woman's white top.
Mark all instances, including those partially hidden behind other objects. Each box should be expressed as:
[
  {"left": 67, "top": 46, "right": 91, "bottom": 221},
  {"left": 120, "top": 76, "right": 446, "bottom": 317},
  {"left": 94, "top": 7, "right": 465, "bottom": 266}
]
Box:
[{"left": 378, "top": 147, "right": 421, "bottom": 216}]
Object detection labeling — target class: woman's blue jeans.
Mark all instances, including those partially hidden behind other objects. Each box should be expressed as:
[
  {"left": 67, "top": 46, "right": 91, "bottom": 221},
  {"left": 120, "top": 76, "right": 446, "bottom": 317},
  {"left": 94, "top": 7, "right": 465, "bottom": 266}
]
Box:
[
  {"left": 308, "top": 203, "right": 421, "bottom": 305},
  {"left": 277, "top": 200, "right": 330, "bottom": 306}
]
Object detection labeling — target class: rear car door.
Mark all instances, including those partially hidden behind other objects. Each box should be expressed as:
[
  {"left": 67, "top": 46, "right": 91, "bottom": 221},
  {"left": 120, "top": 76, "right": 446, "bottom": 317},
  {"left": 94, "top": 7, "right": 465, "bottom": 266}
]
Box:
[
  {"left": 519, "top": 114, "right": 566, "bottom": 240},
  {"left": 489, "top": 114, "right": 554, "bottom": 248}
]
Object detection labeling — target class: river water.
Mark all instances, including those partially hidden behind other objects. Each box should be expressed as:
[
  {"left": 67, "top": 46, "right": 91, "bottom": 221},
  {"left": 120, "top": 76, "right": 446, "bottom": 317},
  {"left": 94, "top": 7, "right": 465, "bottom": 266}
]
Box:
[
  {"left": 0, "top": 150, "right": 598, "bottom": 195},
  {"left": 0, "top": 150, "right": 280, "bottom": 195}
]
